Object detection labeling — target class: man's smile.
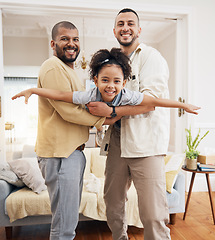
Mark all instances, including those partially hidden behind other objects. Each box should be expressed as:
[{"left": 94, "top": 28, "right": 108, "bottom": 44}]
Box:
[{"left": 64, "top": 47, "right": 78, "bottom": 55}]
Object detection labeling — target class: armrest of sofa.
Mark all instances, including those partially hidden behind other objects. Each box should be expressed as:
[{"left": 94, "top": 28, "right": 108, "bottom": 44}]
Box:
[
  {"left": 172, "top": 171, "right": 185, "bottom": 213},
  {"left": 173, "top": 171, "right": 185, "bottom": 194},
  {"left": 0, "top": 180, "right": 16, "bottom": 226},
  {"left": 0, "top": 179, "right": 15, "bottom": 202}
]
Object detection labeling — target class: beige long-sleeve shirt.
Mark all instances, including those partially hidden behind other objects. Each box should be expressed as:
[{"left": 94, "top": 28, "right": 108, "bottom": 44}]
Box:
[{"left": 35, "top": 56, "right": 105, "bottom": 158}]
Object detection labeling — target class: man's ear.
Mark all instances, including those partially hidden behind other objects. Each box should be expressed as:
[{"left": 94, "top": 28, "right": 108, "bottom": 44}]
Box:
[
  {"left": 113, "top": 28, "right": 116, "bottom": 38},
  {"left": 123, "top": 79, "right": 127, "bottom": 87},
  {"left": 50, "top": 40, "right": 55, "bottom": 50},
  {"left": 137, "top": 27, "right": 142, "bottom": 38},
  {"left": 94, "top": 76, "right": 98, "bottom": 87}
]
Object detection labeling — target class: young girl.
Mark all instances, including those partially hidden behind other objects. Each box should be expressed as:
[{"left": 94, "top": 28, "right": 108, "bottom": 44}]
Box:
[{"left": 12, "top": 48, "right": 200, "bottom": 117}]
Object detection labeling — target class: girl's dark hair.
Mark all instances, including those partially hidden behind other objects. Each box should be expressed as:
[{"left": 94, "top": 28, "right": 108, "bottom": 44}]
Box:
[{"left": 89, "top": 48, "right": 132, "bottom": 80}]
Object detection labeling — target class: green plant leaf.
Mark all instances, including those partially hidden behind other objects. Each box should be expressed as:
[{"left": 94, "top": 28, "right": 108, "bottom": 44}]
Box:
[
  {"left": 185, "top": 127, "right": 209, "bottom": 158},
  {"left": 192, "top": 128, "right": 200, "bottom": 150},
  {"left": 195, "top": 130, "right": 209, "bottom": 149}
]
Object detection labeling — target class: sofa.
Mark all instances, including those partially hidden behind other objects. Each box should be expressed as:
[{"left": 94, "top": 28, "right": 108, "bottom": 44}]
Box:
[{"left": 0, "top": 145, "right": 185, "bottom": 239}]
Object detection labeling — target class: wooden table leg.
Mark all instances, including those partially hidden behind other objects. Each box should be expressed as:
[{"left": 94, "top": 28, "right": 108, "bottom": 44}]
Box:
[
  {"left": 183, "top": 172, "right": 196, "bottom": 220},
  {"left": 205, "top": 173, "right": 215, "bottom": 224}
]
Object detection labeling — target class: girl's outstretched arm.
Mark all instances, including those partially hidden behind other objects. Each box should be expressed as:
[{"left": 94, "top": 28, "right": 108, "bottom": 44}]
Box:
[
  {"left": 140, "top": 95, "right": 201, "bottom": 115},
  {"left": 12, "top": 88, "right": 73, "bottom": 104}
]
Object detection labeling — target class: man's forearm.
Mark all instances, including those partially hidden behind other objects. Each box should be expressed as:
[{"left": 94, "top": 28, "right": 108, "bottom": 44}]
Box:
[{"left": 87, "top": 102, "right": 154, "bottom": 117}]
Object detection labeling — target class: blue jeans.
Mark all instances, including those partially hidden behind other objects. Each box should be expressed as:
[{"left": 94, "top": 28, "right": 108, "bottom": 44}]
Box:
[{"left": 38, "top": 150, "right": 86, "bottom": 240}]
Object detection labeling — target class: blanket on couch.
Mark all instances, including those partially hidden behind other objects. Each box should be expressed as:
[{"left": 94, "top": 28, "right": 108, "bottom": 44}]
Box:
[{"left": 6, "top": 180, "right": 143, "bottom": 228}]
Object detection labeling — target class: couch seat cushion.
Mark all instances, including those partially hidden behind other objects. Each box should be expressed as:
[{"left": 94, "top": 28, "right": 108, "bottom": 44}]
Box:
[{"left": 6, "top": 187, "right": 51, "bottom": 223}]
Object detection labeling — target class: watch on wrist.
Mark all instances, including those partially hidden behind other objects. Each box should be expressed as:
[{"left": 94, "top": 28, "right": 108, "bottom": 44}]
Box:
[{"left": 110, "top": 106, "right": 117, "bottom": 118}]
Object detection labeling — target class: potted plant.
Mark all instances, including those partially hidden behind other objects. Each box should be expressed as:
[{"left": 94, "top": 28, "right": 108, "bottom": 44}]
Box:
[{"left": 185, "top": 127, "right": 209, "bottom": 170}]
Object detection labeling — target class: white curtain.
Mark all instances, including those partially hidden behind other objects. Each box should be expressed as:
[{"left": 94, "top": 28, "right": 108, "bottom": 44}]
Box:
[{"left": 4, "top": 77, "right": 38, "bottom": 144}]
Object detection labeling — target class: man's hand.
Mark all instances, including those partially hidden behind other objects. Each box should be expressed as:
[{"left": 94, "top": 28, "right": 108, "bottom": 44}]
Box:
[{"left": 87, "top": 102, "right": 112, "bottom": 117}]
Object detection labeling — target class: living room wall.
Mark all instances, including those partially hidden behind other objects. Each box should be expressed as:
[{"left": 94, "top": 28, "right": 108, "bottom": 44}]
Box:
[{"left": 3, "top": 36, "right": 49, "bottom": 66}]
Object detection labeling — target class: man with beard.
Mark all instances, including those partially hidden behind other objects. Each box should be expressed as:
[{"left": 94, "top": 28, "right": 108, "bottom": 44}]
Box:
[
  {"left": 36, "top": 21, "right": 105, "bottom": 240},
  {"left": 87, "top": 8, "right": 171, "bottom": 240}
]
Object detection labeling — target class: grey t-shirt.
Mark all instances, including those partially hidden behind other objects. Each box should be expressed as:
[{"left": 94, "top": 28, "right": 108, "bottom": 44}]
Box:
[{"left": 73, "top": 87, "right": 144, "bottom": 106}]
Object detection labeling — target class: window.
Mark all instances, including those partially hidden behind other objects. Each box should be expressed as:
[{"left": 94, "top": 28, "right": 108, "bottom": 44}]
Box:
[{"left": 4, "top": 77, "right": 38, "bottom": 145}]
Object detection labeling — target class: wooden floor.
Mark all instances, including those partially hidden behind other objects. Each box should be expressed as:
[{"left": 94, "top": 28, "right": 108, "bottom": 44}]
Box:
[{"left": 1, "top": 192, "right": 215, "bottom": 240}]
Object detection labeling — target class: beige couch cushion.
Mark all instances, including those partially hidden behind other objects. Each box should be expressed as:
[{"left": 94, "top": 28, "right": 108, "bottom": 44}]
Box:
[
  {"left": 6, "top": 187, "right": 51, "bottom": 223},
  {"left": 90, "top": 148, "right": 106, "bottom": 178},
  {"left": 83, "top": 148, "right": 92, "bottom": 178}
]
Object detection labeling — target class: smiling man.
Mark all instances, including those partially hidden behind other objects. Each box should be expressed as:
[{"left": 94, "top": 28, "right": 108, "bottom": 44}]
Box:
[
  {"left": 92, "top": 8, "right": 171, "bottom": 240},
  {"left": 103, "top": 9, "right": 171, "bottom": 240},
  {"left": 35, "top": 21, "right": 104, "bottom": 240}
]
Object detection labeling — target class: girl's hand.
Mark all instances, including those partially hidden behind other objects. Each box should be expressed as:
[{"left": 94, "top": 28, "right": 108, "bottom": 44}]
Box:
[
  {"left": 11, "top": 89, "right": 33, "bottom": 104},
  {"left": 184, "top": 104, "right": 201, "bottom": 115}
]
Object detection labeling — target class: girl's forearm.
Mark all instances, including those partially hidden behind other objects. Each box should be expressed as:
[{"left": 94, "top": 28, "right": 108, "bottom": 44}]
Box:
[
  {"left": 141, "top": 95, "right": 184, "bottom": 109},
  {"left": 32, "top": 88, "right": 73, "bottom": 103},
  {"left": 140, "top": 95, "right": 200, "bottom": 114}
]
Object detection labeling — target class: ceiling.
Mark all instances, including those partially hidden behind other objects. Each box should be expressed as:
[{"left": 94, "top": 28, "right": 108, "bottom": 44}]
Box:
[{"left": 2, "top": 9, "right": 177, "bottom": 44}]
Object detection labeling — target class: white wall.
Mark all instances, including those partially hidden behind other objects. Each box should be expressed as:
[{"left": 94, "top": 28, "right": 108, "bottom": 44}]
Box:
[{"left": 3, "top": 36, "right": 49, "bottom": 66}]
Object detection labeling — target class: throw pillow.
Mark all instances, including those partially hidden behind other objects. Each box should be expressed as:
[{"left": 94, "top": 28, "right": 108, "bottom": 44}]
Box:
[
  {"left": 8, "top": 157, "right": 47, "bottom": 194},
  {"left": 165, "top": 154, "right": 185, "bottom": 193},
  {"left": 0, "top": 161, "right": 24, "bottom": 187}
]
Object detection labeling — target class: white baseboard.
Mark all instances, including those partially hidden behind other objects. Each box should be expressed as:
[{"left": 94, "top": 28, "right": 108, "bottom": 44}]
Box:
[{"left": 184, "top": 171, "right": 215, "bottom": 192}]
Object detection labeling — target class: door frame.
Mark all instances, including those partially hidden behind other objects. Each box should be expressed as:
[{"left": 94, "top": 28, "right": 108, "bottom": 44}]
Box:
[
  {"left": 0, "top": 1, "right": 193, "bottom": 159},
  {"left": 174, "top": 14, "right": 193, "bottom": 153}
]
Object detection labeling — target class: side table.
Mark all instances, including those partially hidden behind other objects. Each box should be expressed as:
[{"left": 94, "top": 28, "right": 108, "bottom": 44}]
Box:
[{"left": 182, "top": 165, "right": 215, "bottom": 224}]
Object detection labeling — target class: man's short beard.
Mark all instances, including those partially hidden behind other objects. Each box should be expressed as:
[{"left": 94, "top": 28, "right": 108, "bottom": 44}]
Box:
[
  {"left": 59, "top": 52, "right": 80, "bottom": 63},
  {"left": 117, "top": 35, "right": 138, "bottom": 47},
  {"left": 118, "top": 40, "right": 132, "bottom": 47},
  {"left": 56, "top": 44, "right": 80, "bottom": 63}
]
